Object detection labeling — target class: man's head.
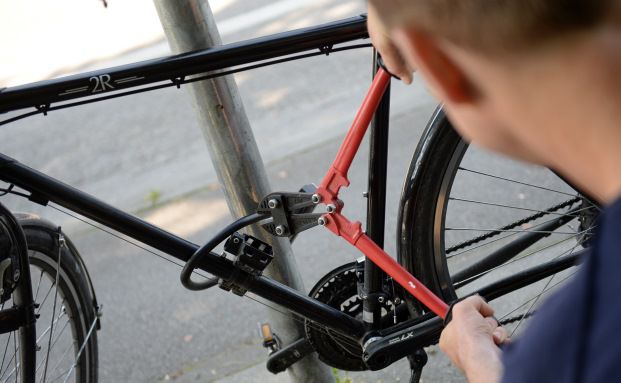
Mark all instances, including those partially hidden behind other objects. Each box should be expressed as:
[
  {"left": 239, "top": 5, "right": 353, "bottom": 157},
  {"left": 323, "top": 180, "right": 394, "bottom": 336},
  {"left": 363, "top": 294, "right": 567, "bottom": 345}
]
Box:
[
  {"left": 370, "top": 1, "right": 621, "bottom": 201},
  {"left": 371, "top": 1, "right": 615, "bottom": 53}
]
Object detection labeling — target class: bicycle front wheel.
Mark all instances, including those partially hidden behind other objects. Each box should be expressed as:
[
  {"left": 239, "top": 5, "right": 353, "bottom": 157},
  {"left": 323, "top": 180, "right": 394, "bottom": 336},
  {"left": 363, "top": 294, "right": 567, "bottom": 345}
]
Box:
[
  {"left": 398, "top": 107, "right": 596, "bottom": 333},
  {"left": 0, "top": 214, "right": 99, "bottom": 383}
]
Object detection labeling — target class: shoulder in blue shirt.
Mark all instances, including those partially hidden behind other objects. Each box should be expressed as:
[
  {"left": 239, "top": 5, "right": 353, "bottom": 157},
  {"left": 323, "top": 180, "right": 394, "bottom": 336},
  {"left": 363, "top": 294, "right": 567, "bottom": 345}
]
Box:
[{"left": 502, "top": 198, "right": 621, "bottom": 383}]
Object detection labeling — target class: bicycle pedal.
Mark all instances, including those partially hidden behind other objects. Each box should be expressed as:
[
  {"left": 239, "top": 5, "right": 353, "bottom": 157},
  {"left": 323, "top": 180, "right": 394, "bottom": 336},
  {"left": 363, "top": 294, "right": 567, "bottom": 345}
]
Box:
[
  {"left": 224, "top": 233, "right": 273, "bottom": 276},
  {"left": 265, "top": 338, "right": 314, "bottom": 374},
  {"left": 259, "top": 322, "right": 279, "bottom": 353}
]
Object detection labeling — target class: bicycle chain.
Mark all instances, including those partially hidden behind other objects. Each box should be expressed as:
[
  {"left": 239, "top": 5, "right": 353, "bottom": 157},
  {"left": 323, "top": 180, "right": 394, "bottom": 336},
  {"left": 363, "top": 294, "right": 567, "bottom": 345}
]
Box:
[
  {"left": 446, "top": 197, "right": 582, "bottom": 255},
  {"left": 498, "top": 311, "right": 536, "bottom": 326}
]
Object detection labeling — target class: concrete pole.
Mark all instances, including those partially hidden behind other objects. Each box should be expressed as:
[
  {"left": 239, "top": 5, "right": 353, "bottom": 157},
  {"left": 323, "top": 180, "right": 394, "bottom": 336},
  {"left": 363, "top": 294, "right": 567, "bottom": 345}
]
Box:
[{"left": 153, "top": 1, "right": 333, "bottom": 382}]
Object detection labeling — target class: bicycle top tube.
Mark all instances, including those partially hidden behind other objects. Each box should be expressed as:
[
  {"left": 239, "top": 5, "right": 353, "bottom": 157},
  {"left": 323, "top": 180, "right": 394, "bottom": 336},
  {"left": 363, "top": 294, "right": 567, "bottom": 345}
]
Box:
[{"left": 0, "top": 15, "right": 368, "bottom": 115}]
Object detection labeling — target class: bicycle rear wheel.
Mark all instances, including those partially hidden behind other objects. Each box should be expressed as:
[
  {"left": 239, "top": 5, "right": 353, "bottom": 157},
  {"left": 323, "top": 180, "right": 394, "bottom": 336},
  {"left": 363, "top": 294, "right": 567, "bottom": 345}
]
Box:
[
  {"left": 398, "top": 107, "right": 596, "bottom": 333},
  {"left": 0, "top": 214, "right": 99, "bottom": 382}
]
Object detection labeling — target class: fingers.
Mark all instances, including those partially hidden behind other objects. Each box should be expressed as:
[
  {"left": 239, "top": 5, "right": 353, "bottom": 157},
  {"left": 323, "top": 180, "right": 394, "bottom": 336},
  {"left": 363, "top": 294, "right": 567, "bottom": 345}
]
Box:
[
  {"left": 367, "top": 4, "right": 414, "bottom": 84},
  {"left": 380, "top": 46, "right": 414, "bottom": 84},
  {"left": 484, "top": 316, "right": 498, "bottom": 331},
  {"left": 472, "top": 300, "right": 509, "bottom": 345},
  {"left": 451, "top": 295, "right": 509, "bottom": 344},
  {"left": 439, "top": 296, "right": 507, "bottom": 375},
  {"left": 455, "top": 295, "right": 495, "bottom": 318},
  {"left": 493, "top": 326, "right": 510, "bottom": 345},
  {"left": 473, "top": 296, "right": 495, "bottom": 318}
]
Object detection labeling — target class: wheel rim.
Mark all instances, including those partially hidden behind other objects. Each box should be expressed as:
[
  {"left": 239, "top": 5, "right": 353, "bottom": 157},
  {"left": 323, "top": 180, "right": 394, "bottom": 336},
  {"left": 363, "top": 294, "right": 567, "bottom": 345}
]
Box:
[
  {"left": 432, "top": 139, "right": 598, "bottom": 334},
  {"left": 0, "top": 250, "right": 91, "bottom": 383}
]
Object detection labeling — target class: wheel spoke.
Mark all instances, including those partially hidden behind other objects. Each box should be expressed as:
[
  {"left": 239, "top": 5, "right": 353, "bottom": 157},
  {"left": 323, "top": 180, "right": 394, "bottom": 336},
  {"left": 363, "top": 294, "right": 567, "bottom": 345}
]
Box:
[
  {"left": 446, "top": 227, "right": 583, "bottom": 235},
  {"left": 449, "top": 197, "right": 583, "bottom": 217},
  {"left": 445, "top": 198, "right": 585, "bottom": 254},
  {"left": 42, "top": 327, "right": 77, "bottom": 383},
  {"left": 61, "top": 316, "right": 98, "bottom": 383},
  {"left": 446, "top": 205, "right": 596, "bottom": 258},
  {"left": 36, "top": 305, "right": 67, "bottom": 345},
  {"left": 510, "top": 273, "right": 558, "bottom": 337},
  {"left": 39, "top": 342, "right": 74, "bottom": 383},
  {"left": 0, "top": 331, "right": 12, "bottom": 378},
  {"left": 41, "top": 244, "right": 63, "bottom": 383},
  {"left": 35, "top": 318, "right": 71, "bottom": 376},
  {"left": 33, "top": 256, "right": 44, "bottom": 302},
  {"left": 11, "top": 332, "right": 16, "bottom": 383},
  {"left": 453, "top": 226, "right": 589, "bottom": 289},
  {"left": 36, "top": 283, "right": 56, "bottom": 316},
  {"left": 458, "top": 167, "right": 577, "bottom": 197},
  {"left": 0, "top": 335, "right": 18, "bottom": 383},
  {"left": 509, "top": 240, "right": 584, "bottom": 336},
  {"left": 497, "top": 269, "right": 578, "bottom": 324}
]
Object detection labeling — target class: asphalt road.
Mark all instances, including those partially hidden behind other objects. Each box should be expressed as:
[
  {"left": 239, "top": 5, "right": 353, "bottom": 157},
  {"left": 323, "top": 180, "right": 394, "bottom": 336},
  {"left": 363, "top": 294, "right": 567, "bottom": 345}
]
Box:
[
  {"left": 0, "top": 1, "right": 582, "bottom": 382},
  {"left": 1, "top": 0, "right": 429, "bottom": 231}
]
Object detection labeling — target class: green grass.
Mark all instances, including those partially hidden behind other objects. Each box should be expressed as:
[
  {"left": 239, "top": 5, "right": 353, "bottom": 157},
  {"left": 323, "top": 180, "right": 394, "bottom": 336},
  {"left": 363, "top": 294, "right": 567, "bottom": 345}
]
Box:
[
  {"left": 145, "top": 189, "right": 162, "bottom": 208},
  {"left": 332, "top": 368, "right": 353, "bottom": 383}
]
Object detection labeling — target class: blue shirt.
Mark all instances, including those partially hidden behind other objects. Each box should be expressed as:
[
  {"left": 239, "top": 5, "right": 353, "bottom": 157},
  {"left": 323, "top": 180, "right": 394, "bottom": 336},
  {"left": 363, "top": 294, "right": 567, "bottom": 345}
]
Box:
[{"left": 502, "top": 198, "right": 621, "bottom": 382}]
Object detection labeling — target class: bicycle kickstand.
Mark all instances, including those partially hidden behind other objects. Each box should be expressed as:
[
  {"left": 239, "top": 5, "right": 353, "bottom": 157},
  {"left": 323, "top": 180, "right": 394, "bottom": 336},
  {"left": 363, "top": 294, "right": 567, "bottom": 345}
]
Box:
[{"left": 407, "top": 349, "right": 428, "bottom": 383}]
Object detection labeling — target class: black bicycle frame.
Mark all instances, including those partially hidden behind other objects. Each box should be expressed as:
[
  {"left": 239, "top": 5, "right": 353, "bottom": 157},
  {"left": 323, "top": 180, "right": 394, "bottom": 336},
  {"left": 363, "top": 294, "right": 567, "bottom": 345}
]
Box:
[
  {"left": 0, "top": 15, "right": 373, "bottom": 340},
  {"left": 0, "top": 16, "right": 368, "bottom": 115},
  {"left": 0, "top": 14, "right": 582, "bottom": 369}
]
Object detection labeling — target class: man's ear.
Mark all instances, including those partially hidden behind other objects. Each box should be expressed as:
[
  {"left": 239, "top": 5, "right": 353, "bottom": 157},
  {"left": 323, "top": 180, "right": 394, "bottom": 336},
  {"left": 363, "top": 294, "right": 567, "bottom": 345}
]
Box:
[{"left": 393, "top": 29, "right": 476, "bottom": 104}]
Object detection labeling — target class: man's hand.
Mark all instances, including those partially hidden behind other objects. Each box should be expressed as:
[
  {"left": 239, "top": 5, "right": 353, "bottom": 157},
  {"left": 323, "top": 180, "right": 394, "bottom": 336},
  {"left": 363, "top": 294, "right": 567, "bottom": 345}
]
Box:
[
  {"left": 367, "top": 4, "right": 414, "bottom": 84},
  {"left": 440, "top": 296, "right": 509, "bottom": 383}
]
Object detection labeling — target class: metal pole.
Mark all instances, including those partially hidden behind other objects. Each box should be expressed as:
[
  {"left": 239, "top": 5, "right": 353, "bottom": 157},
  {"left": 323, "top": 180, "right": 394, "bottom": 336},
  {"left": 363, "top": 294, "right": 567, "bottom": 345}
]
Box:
[{"left": 152, "top": 1, "right": 333, "bottom": 382}]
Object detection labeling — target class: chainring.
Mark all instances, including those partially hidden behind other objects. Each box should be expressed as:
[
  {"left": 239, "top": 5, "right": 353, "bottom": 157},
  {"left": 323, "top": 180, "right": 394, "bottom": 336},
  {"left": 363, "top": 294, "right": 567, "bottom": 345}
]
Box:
[{"left": 304, "top": 261, "right": 393, "bottom": 371}]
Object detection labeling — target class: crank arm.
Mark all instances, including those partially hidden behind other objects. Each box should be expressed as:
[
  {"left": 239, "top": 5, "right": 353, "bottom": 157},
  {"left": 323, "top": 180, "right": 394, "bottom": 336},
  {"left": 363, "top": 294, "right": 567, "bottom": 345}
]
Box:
[{"left": 362, "top": 315, "right": 443, "bottom": 371}]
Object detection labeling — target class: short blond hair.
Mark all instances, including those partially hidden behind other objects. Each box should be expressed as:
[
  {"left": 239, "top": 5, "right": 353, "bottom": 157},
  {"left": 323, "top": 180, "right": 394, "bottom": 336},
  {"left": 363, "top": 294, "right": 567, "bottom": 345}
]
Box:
[{"left": 370, "top": 0, "right": 617, "bottom": 51}]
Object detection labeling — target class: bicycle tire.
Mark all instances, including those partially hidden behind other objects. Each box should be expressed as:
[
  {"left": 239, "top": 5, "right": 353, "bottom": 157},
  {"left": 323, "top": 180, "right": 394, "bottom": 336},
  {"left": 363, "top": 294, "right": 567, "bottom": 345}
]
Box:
[
  {"left": 0, "top": 213, "right": 99, "bottom": 382},
  {"left": 397, "top": 107, "right": 590, "bottom": 326}
]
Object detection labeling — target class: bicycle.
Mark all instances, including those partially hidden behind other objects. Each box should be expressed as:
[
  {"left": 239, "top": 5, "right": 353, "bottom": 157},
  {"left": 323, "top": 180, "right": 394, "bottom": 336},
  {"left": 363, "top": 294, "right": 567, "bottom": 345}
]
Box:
[{"left": 0, "top": 14, "right": 596, "bottom": 382}]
